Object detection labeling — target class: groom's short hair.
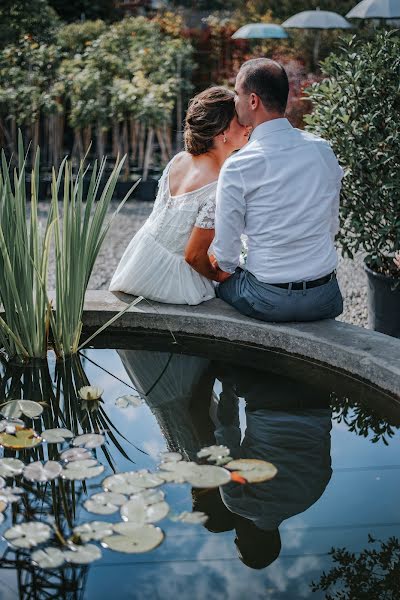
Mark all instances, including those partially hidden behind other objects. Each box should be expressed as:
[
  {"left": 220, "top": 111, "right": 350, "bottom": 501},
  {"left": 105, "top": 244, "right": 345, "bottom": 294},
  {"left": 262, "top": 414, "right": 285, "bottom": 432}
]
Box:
[{"left": 239, "top": 59, "right": 289, "bottom": 114}]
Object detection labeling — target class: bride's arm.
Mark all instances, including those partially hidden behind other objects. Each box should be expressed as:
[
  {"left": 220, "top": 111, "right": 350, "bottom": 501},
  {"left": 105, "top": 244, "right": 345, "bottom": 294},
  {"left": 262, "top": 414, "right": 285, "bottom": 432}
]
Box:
[{"left": 185, "top": 227, "right": 229, "bottom": 282}]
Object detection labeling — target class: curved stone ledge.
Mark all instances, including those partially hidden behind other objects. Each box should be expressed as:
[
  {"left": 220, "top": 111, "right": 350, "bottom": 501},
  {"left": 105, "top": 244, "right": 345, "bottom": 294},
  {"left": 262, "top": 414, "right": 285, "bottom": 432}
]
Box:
[{"left": 82, "top": 291, "right": 400, "bottom": 399}]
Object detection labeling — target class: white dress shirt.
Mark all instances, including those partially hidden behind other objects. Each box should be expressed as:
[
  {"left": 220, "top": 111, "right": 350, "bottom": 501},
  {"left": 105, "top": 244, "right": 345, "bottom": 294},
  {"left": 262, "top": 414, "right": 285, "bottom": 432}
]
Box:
[{"left": 213, "top": 118, "right": 343, "bottom": 283}]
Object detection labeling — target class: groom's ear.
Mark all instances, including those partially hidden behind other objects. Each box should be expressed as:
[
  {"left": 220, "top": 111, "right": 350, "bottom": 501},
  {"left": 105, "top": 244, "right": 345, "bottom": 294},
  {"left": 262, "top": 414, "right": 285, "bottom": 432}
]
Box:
[{"left": 250, "top": 92, "right": 259, "bottom": 111}]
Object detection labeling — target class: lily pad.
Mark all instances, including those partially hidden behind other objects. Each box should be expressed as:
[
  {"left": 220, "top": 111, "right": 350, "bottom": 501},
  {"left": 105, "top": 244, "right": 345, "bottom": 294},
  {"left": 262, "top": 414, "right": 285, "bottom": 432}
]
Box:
[
  {"left": 78, "top": 386, "right": 103, "bottom": 401},
  {"left": 102, "top": 523, "right": 164, "bottom": 554},
  {"left": 0, "top": 427, "right": 42, "bottom": 449},
  {"left": 102, "top": 470, "right": 164, "bottom": 495},
  {"left": 130, "top": 489, "right": 165, "bottom": 504},
  {"left": 0, "top": 486, "right": 23, "bottom": 504},
  {"left": 172, "top": 511, "right": 208, "bottom": 525},
  {"left": 225, "top": 459, "right": 278, "bottom": 483},
  {"left": 158, "top": 461, "right": 198, "bottom": 484},
  {"left": 60, "top": 447, "right": 92, "bottom": 462},
  {"left": 185, "top": 465, "right": 231, "bottom": 488},
  {"left": 73, "top": 521, "right": 114, "bottom": 542},
  {"left": 23, "top": 461, "right": 62, "bottom": 482},
  {"left": 115, "top": 395, "right": 142, "bottom": 409},
  {"left": 0, "top": 400, "right": 43, "bottom": 419},
  {"left": 31, "top": 547, "right": 65, "bottom": 569},
  {"left": 197, "top": 445, "right": 230, "bottom": 461},
  {"left": 159, "top": 451, "right": 182, "bottom": 463},
  {"left": 64, "top": 543, "right": 102, "bottom": 564},
  {"left": 62, "top": 461, "right": 104, "bottom": 481},
  {"left": 72, "top": 433, "right": 105, "bottom": 449},
  {"left": 0, "top": 419, "right": 24, "bottom": 434},
  {"left": 41, "top": 428, "right": 74, "bottom": 444},
  {"left": 0, "top": 457, "right": 24, "bottom": 478},
  {"left": 121, "top": 498, "right": 169, "bottom": 524},
  {"left": 84, "top": 492, "right": 127, "bottom": 515},
  {"left": 4, "top": 522, "right": 52, "bottom": 549}
]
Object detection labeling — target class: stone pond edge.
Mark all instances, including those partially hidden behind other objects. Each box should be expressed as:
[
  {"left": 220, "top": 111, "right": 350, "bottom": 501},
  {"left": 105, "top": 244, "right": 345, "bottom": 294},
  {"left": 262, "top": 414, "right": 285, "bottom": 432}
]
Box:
[{"left": 81, "top": 291, "right": 400, "bottom": 399}]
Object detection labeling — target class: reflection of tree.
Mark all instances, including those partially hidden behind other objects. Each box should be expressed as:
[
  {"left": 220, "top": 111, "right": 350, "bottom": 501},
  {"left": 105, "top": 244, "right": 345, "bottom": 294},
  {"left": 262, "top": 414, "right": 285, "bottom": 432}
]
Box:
[
  {"left": 330, "top": 393, "right": 396, "bottom": 445},
  {"left": 311, "top": 536, "right": 400, "bottom": 600}
]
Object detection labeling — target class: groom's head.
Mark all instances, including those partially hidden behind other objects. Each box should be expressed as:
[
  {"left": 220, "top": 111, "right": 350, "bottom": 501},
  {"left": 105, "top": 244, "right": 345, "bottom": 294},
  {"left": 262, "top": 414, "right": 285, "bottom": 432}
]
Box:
[{"left": 235, "top": 59, "right": 289, "bottom": 128}]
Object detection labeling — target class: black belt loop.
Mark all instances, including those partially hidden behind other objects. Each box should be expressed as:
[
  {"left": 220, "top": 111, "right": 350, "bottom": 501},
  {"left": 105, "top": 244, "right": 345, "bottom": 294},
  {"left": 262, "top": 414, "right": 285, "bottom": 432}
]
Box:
[{"left": 269, "top": 271, "right": 335, "bottom": 291}]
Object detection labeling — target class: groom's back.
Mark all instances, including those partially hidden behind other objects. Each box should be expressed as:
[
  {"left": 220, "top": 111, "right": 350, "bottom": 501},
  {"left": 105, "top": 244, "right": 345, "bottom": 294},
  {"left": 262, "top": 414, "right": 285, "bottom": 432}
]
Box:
[{"left": 220, "top": 119, "right": 343, "bottom": 284}]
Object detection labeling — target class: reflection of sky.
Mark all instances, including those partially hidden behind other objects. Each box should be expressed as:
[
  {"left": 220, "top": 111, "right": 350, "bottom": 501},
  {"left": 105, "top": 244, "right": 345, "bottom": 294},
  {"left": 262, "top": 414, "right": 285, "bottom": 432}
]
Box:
[{"left": 0, "top": 348, "right": 399, "bottom": 600}]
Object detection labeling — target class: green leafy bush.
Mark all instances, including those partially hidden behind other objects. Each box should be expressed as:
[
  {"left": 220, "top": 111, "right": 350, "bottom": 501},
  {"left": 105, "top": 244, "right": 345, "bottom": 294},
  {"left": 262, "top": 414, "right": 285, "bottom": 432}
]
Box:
[{"left": 304, "top": 31, "right": 400, "bottom": 276}]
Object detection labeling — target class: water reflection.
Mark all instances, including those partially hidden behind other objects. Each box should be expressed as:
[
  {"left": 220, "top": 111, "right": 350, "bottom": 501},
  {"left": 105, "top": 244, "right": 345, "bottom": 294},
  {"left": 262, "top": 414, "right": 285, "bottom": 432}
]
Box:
[{"left": 118, "top": 352, "right": 332, "bottom": 570}]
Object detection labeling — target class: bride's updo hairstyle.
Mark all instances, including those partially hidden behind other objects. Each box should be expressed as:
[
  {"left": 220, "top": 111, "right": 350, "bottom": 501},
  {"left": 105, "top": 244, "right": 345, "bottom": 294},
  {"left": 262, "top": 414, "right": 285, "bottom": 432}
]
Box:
[{"left": 184, "top": 86, "right": 235, "bottom": 156}]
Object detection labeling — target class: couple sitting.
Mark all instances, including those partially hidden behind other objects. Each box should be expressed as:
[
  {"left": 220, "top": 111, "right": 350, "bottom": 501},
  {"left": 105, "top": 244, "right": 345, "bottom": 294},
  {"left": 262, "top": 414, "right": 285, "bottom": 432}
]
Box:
[{"left": 110, "top": 58, "right": 344, "bottom": 323}]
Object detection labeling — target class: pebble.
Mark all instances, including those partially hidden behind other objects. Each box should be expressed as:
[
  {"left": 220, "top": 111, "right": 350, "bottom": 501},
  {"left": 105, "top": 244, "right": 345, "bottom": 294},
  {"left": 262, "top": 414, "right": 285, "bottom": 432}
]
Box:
[{"left": 40, "top": 200, "right": 368, "bottom": 329}]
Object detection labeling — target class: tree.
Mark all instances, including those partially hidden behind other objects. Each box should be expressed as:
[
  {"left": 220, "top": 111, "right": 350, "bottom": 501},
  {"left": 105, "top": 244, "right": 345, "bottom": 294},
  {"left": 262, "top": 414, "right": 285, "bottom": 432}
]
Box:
[
  {"left": 48, "top": 0, "right": 119, "bottom": 23},
  {"left": 0, "top": 0, "right": 60, "bottom": 48}
]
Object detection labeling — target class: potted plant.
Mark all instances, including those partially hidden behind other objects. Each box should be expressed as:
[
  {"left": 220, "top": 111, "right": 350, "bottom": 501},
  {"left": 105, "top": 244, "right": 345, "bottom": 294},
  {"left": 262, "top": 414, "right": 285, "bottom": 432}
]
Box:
[{"left": 305, "top": 31, "right": 400, "bottom": 337}]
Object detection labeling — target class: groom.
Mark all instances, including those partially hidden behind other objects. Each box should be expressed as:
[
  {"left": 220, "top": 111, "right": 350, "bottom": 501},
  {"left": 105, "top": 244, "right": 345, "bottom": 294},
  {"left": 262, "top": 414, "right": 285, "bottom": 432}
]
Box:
[{"left": 212, "top": 58, "right": 344, "bottom": 323}]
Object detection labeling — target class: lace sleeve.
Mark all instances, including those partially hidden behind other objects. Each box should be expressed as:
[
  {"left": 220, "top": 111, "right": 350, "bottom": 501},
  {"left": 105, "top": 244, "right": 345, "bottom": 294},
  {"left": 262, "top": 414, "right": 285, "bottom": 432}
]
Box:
[{"left": 195, "top": 191, "right": 216, "bottom": 229}]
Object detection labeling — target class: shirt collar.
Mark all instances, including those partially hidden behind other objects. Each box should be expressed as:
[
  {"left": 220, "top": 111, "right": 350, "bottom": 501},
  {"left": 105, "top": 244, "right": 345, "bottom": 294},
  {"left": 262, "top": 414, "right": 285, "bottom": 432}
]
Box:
[{"left": 249, "top": 118, "right": 293, "bottom": 142}]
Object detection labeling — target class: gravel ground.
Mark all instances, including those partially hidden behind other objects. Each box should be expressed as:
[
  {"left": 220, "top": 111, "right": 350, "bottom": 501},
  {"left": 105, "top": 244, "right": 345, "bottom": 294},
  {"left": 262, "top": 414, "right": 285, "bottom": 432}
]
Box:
[{"left": 41, "top": 200, "right": 368, "bottom": 328}]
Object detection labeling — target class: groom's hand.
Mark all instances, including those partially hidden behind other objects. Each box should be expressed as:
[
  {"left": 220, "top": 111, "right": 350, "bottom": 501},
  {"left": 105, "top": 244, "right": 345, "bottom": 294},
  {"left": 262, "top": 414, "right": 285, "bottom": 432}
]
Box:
[{"left": 209, "top": 254, "right": 231, "bottom": 283}]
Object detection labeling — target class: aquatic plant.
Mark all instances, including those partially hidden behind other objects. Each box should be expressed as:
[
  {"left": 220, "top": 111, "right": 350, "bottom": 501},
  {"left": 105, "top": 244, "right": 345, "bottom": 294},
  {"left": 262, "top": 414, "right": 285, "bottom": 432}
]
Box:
[{"left": 0, "top": 136, "right": 140, "bottom": 360}]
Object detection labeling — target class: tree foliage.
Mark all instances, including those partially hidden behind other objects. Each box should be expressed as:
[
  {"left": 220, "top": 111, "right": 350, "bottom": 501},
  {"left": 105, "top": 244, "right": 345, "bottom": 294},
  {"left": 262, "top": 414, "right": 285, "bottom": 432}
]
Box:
[{"left": 304, "top": 32, "right": 400, "bottom": 274}]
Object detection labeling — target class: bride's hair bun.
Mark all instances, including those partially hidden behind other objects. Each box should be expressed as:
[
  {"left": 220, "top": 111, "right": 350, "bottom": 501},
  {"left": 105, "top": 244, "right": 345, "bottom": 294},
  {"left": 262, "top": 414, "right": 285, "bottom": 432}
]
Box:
[{"left": 184, "top": 86, "right": 235, "bottom": 156}]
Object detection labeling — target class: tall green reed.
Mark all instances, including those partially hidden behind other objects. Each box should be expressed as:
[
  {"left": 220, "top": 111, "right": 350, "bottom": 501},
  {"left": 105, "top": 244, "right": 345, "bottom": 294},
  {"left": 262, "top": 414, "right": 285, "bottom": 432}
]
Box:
[{"left": 0, "top": 136, "right": 140, "bottom": 360}]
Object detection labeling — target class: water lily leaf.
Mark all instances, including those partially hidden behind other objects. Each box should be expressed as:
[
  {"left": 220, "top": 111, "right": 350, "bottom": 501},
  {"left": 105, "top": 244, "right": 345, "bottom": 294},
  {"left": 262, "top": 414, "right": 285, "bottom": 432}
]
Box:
[
  {"left": 158, "top": 461, "right": 198, "bottom": 484},
  {"left": 0, "top": 458, "right": 24, "bottom": 478},
  {"left": 159, "top": 451, "right": 182, "bottom": 463},
  {"left": 73, "top": 521, "right": 114, "bottom": 542},
  {"left": 197, "top": 445, "right": 230, "bottom": 461},
  {"left": 0, "top": 419, "right": 24, "bottom": 434},
  {"left": 0, "top": 400, "right": 43, "bottom": 419},
  {"left": 23, "top": 461, "right": 62, "bottom": 482},
  {"left": 62, "top": 461, "right": 104, "bottom": 481},
  {"left": 0, "top": 486, "right": 23, "bottom": 504},
  {"left": 72, "top": 433, "right": 105, "bottom": 449},
  {"left": 115, "top": 395, "right": 142, "bottom": 409},
  {"left": 171, "top": 511, "right": 208, "bottom": 525},
  {"left": 121, "top": 498, "right": 169, "bottom": 524},
  {"left": 41, "top": 428, "right": 74, "bottom": 444},
  {"left": 60, "top": 448, "right": 92, "bottom": 462},
  {"left": 78, "top": 386, "right": 103, "bottom": 401},
  {"left": 64, "top": 543, "right": 102, "bottom": 564},
  {"left": 102, "top": 524, "right": 164, "bottom": 554},
  {"left": 31, "top": 547, "right": 65, "bottom": 569},
  {"left": 0, "top": 427, "right": 42, "bottom": 449},
  {"left": 4, "top": 522, "right": 52, "bottom": 548},
  {"left": 0, "top": 477, "right": 4, "bottom": 489},
  {"left": 185, "top": 465, "right": 231, "bottom": 488},
  {"left": 225, "top": 459, "right": 278, "bottom": 483},
  {"left": 130, "top": 489, "right": 165, "bottom": 505},
  {"left": 84, "top": 492, "right": 127, "bottom": 515},
  {"left": 102, "top": 470, "right": 164, "bottom": 495}
]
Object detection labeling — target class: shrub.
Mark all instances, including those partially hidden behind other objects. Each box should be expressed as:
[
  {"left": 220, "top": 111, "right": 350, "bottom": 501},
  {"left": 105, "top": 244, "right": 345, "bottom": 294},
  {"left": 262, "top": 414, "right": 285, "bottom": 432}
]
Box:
[{"left": 304, "top": 31, "right": 400, "bottom": 276}]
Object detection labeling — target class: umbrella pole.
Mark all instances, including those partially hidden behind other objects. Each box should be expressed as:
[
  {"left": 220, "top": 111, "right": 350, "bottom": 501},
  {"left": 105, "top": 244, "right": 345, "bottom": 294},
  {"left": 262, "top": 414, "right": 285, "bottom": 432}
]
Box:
[{"left": 313, "top": 30, "right": 321, "bottom": 70}]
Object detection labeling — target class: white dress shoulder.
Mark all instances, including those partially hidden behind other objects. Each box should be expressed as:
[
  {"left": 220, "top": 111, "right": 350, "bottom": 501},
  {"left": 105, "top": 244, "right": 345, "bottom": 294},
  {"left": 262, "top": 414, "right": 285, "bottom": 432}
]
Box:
[{"left": 109, "top": 155, "right": 217, "bottom": 305}]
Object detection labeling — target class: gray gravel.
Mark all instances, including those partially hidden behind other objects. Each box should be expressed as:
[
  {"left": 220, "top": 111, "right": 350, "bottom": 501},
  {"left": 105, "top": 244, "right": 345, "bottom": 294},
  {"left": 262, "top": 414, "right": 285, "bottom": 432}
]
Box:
[{"left": 41, "top": 200, "right": 368, "bottom": 328}]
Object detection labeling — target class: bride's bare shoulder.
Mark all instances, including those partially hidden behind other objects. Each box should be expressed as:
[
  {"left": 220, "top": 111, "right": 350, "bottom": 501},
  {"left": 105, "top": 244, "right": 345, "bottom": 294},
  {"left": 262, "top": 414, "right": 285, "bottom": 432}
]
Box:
[{"left": 168, "top": 152, "right": 219, "bottom": 196}]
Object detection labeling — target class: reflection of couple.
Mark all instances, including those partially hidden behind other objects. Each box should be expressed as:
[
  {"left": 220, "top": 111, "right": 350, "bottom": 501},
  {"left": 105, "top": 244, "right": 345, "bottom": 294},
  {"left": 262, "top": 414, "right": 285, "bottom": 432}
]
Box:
[
  {"left": 119, "top": 350, "right": 332, "bottom": 569},
  {"left": 110, "top": 58, "right": 343, "bottom": 323}
]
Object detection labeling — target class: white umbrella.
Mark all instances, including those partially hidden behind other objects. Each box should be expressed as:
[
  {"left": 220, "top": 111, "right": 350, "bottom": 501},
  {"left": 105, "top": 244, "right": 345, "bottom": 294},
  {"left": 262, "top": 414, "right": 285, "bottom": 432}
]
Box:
[
  {"left": 232, "top": 23, "right": 289, "bottom": 40},
  {"left": 282, "top": 10, "right": 353, "bottom": 68},
  {"left": 347, "top": 0, "right": 400, "bottom": 19}
]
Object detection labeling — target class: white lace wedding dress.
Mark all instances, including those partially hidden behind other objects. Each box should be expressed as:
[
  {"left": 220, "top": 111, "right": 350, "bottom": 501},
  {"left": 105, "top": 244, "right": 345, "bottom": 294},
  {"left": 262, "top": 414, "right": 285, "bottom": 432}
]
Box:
[{"left": 109, "top": 155, "right": 217, "bottom": 305}]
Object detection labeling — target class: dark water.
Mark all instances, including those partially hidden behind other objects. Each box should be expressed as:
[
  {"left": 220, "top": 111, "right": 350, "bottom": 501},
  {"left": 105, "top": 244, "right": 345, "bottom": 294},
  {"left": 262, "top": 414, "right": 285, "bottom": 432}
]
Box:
[{"left": 0, "top": 337, "right": 399, "bottom": 600}]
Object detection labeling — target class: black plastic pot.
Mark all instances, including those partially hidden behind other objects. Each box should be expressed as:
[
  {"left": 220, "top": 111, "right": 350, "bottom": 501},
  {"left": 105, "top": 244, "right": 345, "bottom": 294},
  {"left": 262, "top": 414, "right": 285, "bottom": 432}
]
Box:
[{"left": 364, "top": 262, "right": 400, "bottom": 338}]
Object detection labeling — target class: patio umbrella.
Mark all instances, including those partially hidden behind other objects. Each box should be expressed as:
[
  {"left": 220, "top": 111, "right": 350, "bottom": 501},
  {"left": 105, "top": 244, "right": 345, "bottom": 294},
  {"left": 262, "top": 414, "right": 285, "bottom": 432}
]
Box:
[
  {"left": 346, "top": 0, "right": 400, "bottom": 19},
  {"left": 232, "top": 23, "right": 289, "bottom": 40},
  {"left": 282, "top": 10, "right": 353, "bottom": 68}
]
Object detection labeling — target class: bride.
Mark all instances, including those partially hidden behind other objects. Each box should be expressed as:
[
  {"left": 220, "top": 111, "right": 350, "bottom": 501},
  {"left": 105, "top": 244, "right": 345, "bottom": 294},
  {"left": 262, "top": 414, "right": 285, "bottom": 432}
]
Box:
[{"left": 109, "top": 86, "right": 249, "bottom": 305}]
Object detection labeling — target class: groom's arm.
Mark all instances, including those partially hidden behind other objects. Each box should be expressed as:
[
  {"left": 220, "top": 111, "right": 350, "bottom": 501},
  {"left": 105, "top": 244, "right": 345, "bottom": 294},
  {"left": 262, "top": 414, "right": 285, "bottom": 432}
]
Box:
[{"left": 213, "top": 157, "right": 246, "bottom": 274}]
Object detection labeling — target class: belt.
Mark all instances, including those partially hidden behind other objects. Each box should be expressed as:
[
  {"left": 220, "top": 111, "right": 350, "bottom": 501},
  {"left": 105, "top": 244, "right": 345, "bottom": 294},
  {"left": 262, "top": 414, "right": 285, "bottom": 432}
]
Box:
[{"left": 269, "top": 272, "right": 335, "bottom": 290}]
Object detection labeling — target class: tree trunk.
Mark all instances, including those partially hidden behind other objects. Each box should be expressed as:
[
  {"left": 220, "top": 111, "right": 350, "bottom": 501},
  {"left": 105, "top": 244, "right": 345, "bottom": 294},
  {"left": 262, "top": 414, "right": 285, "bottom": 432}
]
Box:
[{"left": 143, "top": 127, "right": 154, "bottom": 182}]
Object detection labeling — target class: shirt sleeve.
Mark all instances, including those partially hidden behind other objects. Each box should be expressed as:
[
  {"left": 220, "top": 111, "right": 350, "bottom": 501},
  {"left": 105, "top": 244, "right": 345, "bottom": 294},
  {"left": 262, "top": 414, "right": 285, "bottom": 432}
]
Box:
[
  {"left": 330, "top": 162, "right": 344, "bottom": 241},
  {"left": 212, "top": 157, "right": 246, "bottom": 273},
  {"left": 195, "top": 191, "right": 216, "bottom": 229}
]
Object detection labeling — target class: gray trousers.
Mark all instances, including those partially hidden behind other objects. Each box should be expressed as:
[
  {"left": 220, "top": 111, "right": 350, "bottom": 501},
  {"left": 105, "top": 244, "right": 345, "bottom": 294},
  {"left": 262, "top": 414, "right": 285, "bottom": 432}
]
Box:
[{"left": 216, "top": 268, "right": 343, "bottom": 323}]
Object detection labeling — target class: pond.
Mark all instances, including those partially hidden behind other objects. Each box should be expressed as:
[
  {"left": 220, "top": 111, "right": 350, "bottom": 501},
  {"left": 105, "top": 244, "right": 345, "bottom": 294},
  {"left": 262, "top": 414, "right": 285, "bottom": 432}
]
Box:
[{"left": 0, "top": 335, "right": 399, "bottom": 600}]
